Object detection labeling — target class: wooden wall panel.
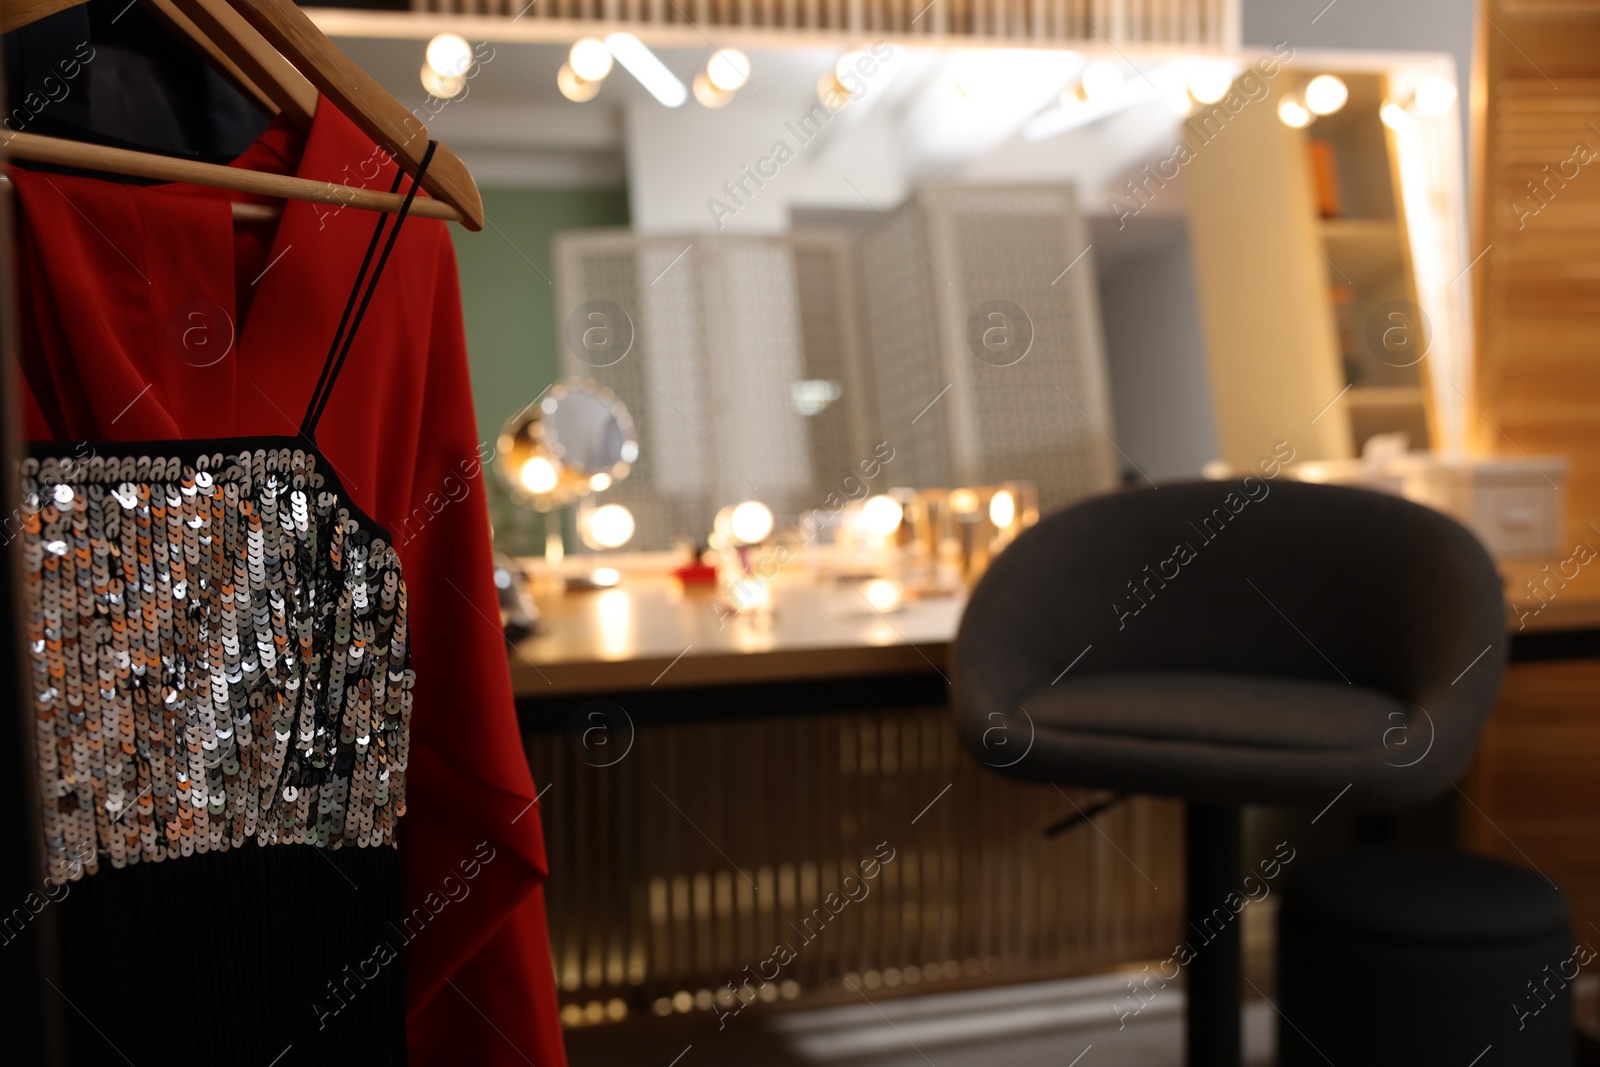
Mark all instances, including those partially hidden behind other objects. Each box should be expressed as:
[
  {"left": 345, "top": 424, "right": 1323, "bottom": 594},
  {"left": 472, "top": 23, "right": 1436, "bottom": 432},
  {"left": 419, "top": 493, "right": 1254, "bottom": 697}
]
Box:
[
  {"left": 1461, "top": 660, "right": 1600, "bottom": 924},
  {"left": 1472, "top": 1, "right": 1600, "bottom": 539}
]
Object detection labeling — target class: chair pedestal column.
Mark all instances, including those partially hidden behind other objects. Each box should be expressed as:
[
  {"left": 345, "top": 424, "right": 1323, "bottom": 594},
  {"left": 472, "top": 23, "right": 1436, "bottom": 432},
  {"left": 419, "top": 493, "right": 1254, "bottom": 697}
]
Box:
[{"left": 1185, "top": 803, "right": 1242, "bottom": 1067}]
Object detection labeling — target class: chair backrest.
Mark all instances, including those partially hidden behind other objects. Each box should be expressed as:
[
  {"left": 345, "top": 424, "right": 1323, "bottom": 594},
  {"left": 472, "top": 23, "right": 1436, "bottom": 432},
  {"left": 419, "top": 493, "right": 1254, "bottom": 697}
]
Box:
[{"left": 953, "top": 479, "right": 1506, "bottom": 742}]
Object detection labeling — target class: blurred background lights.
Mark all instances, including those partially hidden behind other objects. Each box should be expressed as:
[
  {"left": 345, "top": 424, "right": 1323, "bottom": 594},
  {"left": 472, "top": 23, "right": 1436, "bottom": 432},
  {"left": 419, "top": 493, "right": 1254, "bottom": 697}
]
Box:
[
  {"left": 1278, "top": 96, "right": 1313, "bottom": 128},
  {"left": 835, "top": 52, "right": 867, "bottom": 83},
  {"left": 1414, "top": 76, "right": 1458, "bottom": 117},
  {"left": 1380, "top": 101, "right": 1412, "bottom": 129},
  {"left": 861, "top": 578, "right": 904, "bottom": 613},
  {"left": 520, "top": 456, "right": 558, "bottom": 494},
  {"left": 569, "top": 37, "right": 613, "bottom": 81},
  {"left": 605, "top": 32, "right": 688, "bottom": 108},
  {"left": 1167, "top": 85, "right": 1193, "bottom": 114},
  {"left": 420, "top": 63, "right": 465, "bottom": 100},
  {"left": 707, "top": 48, "right": 752, "bottom": 91},
  {"left": 1079, "top": 60, "right": 1125, "bottom": 101},
  {"left": 729, "top": 501, "right": 775, "bottom": 544},
  {"left": 860, "top": 495, "right": 904, "bottom": 537},
  {"left": 557, "top": 64, "right": 601, "bottom": 103},
  {"left": 425, "top": 33, "right": 472, "bottom": 77},
  {"left": 988, "top": 489, "right": 1016, "bottom": 528},
  {"left": 585, "top": 504, "right": 636, "bottom": 549},
  {"left": 1304, "top": 74, "right": 1349, "bottom": 115},
  {"left": 693, "top": 71, "right": 734, "bottom": 108},
  {"left": 948, "top": 488, "right": 980, "bottom": 515},
  {"left": 1188, "top": 63, "right": 1233, "bottom": 105}
]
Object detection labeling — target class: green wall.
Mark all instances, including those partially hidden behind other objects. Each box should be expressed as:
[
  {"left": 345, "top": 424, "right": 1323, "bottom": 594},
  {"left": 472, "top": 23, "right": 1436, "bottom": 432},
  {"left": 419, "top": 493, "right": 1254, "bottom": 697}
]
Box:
[{"left": 450, "top": 185, "right": 631, "bottom": 553}]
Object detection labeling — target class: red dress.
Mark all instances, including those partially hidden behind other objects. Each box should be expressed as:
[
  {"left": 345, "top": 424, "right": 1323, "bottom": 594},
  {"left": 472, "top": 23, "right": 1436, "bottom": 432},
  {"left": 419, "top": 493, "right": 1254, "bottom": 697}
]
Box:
[{"left": 10, "top": 100, "right": 566, "bottom": 1067}]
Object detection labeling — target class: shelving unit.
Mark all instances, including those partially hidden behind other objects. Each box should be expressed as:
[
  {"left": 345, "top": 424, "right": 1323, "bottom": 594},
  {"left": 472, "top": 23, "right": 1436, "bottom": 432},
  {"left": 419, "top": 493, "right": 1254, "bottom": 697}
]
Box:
[{"left": 1185, "top": 65, "right": 1438, "bottom": 466}]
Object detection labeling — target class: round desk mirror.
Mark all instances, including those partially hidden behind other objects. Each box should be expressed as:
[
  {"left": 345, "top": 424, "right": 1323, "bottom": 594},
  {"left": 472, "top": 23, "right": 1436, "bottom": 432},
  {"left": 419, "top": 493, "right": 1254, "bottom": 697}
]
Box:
[{"left": 496, "top": 378, "right": 638, "bottom": 511}]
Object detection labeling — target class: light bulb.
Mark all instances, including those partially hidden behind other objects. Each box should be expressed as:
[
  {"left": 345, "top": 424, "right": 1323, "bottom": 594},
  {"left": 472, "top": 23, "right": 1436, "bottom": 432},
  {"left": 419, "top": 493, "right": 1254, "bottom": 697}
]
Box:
[
  {"left": 1080, "top": 60, "right": 1125, "bottom": 101},
  {"left": 557, "top": 64, "right": 601, "bottom": 103},
  {"left": 605, "top": 32, "right": 688, "bottom": 108},
  {"left": 420, "top": 63, "right": 465, "bottom": 100},
  {"left": 1414, "top": 76, "right": 1457, "bottom": 117},
  {"left": 693, "top": 71, "right": 733, "bottom": 108},
  {"left": 988, "top": 490, "right": 1016, "bottom": 528},
  {"left": 1379, "top": 101, "right": 1411, "bottom": 130},
  {"left": 860, "top": 495, "right": 904, "bottom": 537},
  {"left": 1188, "top": 64, "right": 1233, "bottom": 105},
  {"left": 862, "top": 578, "right": 904, "bottom": 613},
  {"left": 425, "top": 34, "right": 472, "bottom": 78},
  {"left": 586, "top": 504, "right": 636, "bottom": 549},
  {"left": 1304, "top": 74, "right": 1348, "bottom": 115},
  {"left": 520, "top": 456, "right": 558, "bottom": 494},
  {"left": 948, "top": 489, "right": 979, "bottom": 515},
  {"left": 1278, "top": 96, "right": 1312, "bottom": 128},
  {"left": 707, "top": 48, "right": 751, "bottom": 91},
  {"left": 729, "top": 501, "right": 774, "bottom": 544},
  {"left": 1166, "top": 86, "right": 1193, "bottom": 114},
  {"left": 570, "top": 37, "right": 613, "bottom": 81}
]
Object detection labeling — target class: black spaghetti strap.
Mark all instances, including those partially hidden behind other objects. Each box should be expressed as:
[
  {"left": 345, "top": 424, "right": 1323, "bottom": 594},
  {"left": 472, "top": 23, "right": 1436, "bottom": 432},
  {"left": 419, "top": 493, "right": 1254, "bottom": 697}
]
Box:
[
  {"left": 299, "top": 164, "right": 406, "bottom": 433},
  {"left": 300, "top": 141, "right": 439, "bottom": 438}
]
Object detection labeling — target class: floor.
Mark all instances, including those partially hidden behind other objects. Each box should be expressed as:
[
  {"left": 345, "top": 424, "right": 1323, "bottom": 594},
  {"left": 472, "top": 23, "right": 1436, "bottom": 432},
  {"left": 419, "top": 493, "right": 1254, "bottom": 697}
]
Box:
[{"left": 565, "top": 973, "right": 1277, "bottom": 1067}]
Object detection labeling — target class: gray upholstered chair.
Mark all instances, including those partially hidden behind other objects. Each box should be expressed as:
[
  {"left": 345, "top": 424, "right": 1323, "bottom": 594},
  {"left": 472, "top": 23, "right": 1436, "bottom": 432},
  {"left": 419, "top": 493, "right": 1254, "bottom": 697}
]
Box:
[{"left": 952, "top": 479, "right": 1508, "bottom": 1066}]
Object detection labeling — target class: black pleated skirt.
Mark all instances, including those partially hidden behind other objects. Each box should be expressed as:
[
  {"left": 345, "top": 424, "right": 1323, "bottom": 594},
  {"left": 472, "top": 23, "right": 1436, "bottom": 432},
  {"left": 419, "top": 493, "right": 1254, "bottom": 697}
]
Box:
[{"left": 57, "top": 844, "right": 406, "bottom": 1065}]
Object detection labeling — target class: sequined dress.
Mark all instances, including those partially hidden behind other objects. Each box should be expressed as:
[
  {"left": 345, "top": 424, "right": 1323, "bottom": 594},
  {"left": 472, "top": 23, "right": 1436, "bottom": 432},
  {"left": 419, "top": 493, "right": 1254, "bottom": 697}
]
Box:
[{"left": 11, "top": 102, "right": 566, "bottom": 1067}]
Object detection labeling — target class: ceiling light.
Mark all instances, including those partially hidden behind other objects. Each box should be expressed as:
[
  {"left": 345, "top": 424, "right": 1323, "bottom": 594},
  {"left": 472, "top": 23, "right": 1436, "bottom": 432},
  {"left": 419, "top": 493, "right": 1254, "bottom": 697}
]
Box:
[
  {"left": 1278, "top": 96, "right": 1312, "bottom": 128},
  {"left": 693, "top": 70, "right": 733, "bottom": 108},
  {"left": 584, "top": 504, "right": 636, "bottom": 550},
  {"left": 1188, "top": 63, "right": 1233, "bottom": 105},
  {"left": 420, "top": 62, "right": 465, "bottom": 100},
  {"left": 1080, "top": 60, "right": 1125, "bottom": 101},
  {"left": 729, "top": 501, "right": 774, "bottom": 545},
  {"left": 557, "top": 63, "right": 601, "bottom": 103},
  {"left": 570, "top": 37, "right": 613, "bottom": 81},
  {"left": 1379, "top": 101, "right": 1411, "bottom": 129},
  {"left": 707, "top": 48, "right": 751, "bottom": 91},
  {"left": 1304, "top": 74, "right": 1348, "bottom": 115},
  {"left": 1414, "top": 75, "right": 1457, "bottom": 117},
  {"left": 605, "top": 32, "right": 688, "bottom": 108},
  {"left": 425, "top": 33, "right": 472, "bottom": 78}
]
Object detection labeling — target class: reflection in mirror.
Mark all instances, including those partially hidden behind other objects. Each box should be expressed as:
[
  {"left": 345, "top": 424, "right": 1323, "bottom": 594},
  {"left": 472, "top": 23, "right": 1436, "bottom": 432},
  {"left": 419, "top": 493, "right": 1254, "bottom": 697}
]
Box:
[
  {"left": 495, "top": 378, "right": 638, "bottom": 511},
  {"left": 333, "top": 28, "right": 1472, "bottom": 553}
]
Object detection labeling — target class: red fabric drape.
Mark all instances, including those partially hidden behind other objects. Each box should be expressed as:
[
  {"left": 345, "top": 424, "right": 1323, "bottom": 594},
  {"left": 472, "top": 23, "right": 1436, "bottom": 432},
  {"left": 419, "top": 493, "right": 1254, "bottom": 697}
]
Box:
[{"left": 9, "top": 99, "right": 566, "bottom": 1067}]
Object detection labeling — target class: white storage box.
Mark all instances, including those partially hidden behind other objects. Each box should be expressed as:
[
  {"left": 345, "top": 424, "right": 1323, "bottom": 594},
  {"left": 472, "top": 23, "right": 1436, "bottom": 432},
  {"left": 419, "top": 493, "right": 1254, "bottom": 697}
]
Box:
[{"left": 1394, "top": 455, "right": 1569, "bottom": 559}]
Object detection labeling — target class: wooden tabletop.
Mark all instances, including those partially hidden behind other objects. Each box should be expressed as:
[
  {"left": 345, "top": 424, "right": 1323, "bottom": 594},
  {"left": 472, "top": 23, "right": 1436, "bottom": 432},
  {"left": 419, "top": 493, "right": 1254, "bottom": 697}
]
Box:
[
  {"left": 508, "top": 557, "right": 1600, "bottom": 698},
  {"left": 1501, "top": 555, "right": 1600, "bottom": 635},
  {"left": 510, "top": 573, "right": 964, "bottom": 696}
]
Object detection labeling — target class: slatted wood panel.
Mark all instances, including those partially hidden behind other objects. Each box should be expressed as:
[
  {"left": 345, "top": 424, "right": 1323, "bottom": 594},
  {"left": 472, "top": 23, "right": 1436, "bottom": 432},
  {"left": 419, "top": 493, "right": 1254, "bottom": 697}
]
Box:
[
  {"left": 1463, "top": 0, "right": 1600, "bottom": 929},
  {"left": 413, "top": 0, "right": 1238, "bottom": 47},
  {"left": 525, "top": 708, "right": 1184, "bottom": 1028},
  {"left": 1461, "top": 660, "right": 1600, "bottom": 922},
  {"left": 1472, "top": 0, "right": 1600, "bottom": 539}
]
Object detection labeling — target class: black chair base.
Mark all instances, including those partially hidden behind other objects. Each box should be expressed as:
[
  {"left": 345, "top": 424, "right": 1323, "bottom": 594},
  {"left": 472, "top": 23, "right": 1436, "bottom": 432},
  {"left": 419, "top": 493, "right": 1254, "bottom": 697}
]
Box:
[{"left": 1185, "top": 803, "right": 1243, "bottom": 1067}]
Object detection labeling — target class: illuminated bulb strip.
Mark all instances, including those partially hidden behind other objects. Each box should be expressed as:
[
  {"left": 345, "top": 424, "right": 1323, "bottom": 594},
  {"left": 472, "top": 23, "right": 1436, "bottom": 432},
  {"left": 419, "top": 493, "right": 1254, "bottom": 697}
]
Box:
[{"left": 605, "top": 33, "right": 688, "bottom": 108}]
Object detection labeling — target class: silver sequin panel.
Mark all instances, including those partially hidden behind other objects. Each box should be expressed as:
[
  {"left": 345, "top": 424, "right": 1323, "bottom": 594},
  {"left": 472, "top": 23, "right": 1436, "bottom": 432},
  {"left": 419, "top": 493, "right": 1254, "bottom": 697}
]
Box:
[{"left": 19, "top": 445, "right": 414, "bottom": 884}]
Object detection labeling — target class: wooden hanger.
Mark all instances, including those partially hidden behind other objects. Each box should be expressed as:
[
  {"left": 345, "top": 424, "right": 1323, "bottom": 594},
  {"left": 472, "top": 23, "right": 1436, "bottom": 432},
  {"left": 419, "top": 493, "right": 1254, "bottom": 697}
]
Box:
[{"left": 1, "top": 0, "right": 484, "bottom": 230}]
